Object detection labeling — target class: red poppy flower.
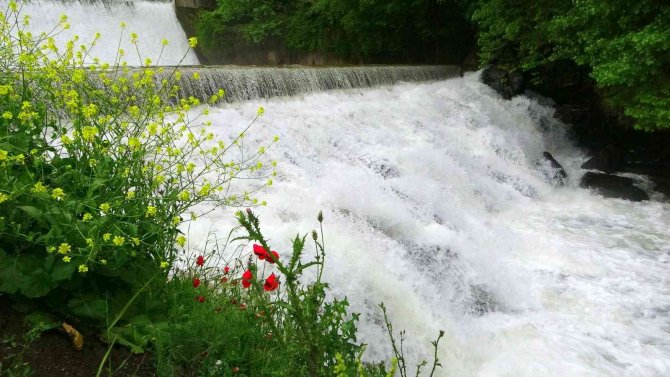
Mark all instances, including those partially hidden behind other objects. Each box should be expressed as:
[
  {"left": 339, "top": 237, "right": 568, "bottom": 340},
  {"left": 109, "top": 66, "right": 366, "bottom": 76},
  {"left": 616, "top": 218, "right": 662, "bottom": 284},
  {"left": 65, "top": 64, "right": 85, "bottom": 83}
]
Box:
[
  {"left": 241, "top": 269, "right": 252, "bottom": 288},
  {"left": 266, "top": 251, "right": 280, "bottom": 264},
  {"left": 263, "top": 273, "right": 279, "bottom": 292},
  {"left": 224, "top": 266, "right": 230, "bottom": 273},
  {"left": 196, "top": 255, "right": 204, "bottom": 267},
  {"left": 253, "top": 244, "right": 268, "bottom": 260},
  {"left": 195, "top": 295, "right": 205, "bottom": 303},
  {"left": 192, "top": 277, "right": 201, "bottom": 288}
]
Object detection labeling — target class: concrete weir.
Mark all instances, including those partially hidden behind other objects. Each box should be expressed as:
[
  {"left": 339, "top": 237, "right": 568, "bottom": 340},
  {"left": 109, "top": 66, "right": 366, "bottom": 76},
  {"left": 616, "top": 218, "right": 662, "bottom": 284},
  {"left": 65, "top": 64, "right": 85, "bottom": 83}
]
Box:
[{"left": 159, "top": 65, "right": 461, "bottom": 103}]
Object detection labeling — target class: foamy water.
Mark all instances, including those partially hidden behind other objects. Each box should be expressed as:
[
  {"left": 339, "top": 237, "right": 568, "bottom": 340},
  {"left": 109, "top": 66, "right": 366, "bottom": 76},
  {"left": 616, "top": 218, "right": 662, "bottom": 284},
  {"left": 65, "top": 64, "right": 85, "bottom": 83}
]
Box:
[
  {"left": 2, "top": 0, "right": 198, "bottom": 65},
  {"left": 185, "top": 73, "right": 670, "bottom": 376}
]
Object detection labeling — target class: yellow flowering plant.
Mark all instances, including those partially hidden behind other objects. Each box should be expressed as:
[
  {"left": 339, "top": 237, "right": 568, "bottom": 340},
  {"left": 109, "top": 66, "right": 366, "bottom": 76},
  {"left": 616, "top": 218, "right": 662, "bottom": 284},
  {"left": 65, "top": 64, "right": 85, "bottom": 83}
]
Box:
[{"left": 0, "top": 2, "right": 275, "bottom": 326}]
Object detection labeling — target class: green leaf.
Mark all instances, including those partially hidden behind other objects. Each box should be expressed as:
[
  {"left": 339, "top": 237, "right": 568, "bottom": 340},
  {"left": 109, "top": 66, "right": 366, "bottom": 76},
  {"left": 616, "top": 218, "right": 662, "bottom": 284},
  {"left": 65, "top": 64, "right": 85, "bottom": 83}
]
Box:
[
  {"left": 68, "top": 297, "right": 108, "bottom": 322},
  {"left": 51, "top": 261, "right": 76, "bottom": 281}
]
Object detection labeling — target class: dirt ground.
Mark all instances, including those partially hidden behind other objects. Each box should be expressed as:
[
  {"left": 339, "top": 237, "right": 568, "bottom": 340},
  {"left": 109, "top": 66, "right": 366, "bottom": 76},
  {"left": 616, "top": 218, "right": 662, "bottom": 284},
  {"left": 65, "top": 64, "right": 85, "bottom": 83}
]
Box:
[{"left": 0, "top": 296, "right": 155, "bottom": 377}]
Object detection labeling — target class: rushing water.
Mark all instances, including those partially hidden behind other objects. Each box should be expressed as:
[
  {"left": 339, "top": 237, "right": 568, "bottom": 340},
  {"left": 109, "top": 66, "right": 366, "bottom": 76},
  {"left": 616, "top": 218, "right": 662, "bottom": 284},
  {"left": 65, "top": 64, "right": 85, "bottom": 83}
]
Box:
[
  {"left": 185, "top": 74, "right": 670, "bottom": 377},
  {"left": 11, "top": 0, "right": 670, "bottom": 375},
  {"left": 2, "top": 0, "right": 198, "bottom": 65}
]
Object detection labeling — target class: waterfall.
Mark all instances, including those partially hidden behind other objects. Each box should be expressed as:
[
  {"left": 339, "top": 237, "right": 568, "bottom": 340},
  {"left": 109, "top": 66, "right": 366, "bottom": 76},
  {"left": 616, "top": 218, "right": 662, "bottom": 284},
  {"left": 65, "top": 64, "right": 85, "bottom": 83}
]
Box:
[
  {"left": 1, "top": 0, "right": 199, "bottom": 65},
  {"left": 187, "top": 73, "right": 670, "bottom": 377},
  {"left": 168, "top": 65, "right": 460, "bottom": 102}
]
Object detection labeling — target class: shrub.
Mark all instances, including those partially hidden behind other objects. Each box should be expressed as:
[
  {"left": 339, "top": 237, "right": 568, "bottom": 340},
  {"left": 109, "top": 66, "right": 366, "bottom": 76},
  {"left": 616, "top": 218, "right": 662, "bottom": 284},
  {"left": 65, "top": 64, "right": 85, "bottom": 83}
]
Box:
[{"left": 0, "top": 1, "right": 274, "bottom": 327}]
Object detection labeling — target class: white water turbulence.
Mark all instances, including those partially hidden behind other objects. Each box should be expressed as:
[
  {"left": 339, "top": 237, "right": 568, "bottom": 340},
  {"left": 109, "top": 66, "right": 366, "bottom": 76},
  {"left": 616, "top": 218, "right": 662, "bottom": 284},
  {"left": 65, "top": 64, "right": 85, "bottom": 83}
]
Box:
[
  {"left": 3, "top": 0, "right": 198, "bottom": 65},
  {"left": 187, "top": 72, "right": 670, "bottom": 377}
]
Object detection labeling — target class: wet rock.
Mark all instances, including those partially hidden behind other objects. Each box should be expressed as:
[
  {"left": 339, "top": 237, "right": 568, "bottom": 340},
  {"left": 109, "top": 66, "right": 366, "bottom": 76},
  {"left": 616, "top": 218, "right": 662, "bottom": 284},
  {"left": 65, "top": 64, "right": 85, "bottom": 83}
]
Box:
[
  {"left": 581, "top": 144, "right": 624, "bottom": 173},
  {"left": 580, "top": 172, "right": 649, "bottom": 201},
  {"left": 541, "top": 152, "right": 568, "bottom": 185},
  {"left": 481, "top": 65, "right": 524, "bottom": 100}
]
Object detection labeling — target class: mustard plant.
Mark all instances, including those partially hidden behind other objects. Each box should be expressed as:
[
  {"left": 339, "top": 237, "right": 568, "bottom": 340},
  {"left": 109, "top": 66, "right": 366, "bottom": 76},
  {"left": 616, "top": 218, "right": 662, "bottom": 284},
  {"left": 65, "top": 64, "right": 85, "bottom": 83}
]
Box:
[{"left": 0, "top": 1, "right": 275, "bottom": 328}]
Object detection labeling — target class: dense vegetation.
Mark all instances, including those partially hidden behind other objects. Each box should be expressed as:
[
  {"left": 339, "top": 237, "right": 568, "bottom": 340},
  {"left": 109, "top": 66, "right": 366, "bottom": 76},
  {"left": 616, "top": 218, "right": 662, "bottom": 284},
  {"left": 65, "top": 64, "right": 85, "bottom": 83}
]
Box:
[
  {"left": 196, "top": 0, "right": 669, "bottom": 131},
  {"left": 0, "top": 3, "right": 444, "bottom": 375},
  {"left": 195, "top": 0, "right": 474, "bottom": 64},
  {"left": 470, "top": 0, "right": 669, "bottom": 131}
]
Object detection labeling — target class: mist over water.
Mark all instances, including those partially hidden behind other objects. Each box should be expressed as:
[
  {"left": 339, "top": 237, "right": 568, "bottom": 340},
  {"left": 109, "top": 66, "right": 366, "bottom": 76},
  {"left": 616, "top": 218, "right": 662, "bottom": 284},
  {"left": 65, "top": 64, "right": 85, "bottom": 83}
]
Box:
[
  {"left": 187, "top": 74, "right": 670, "bottom": 377},
  {"left": 2, "top": 0, "right": 198, "bottom": 65}
]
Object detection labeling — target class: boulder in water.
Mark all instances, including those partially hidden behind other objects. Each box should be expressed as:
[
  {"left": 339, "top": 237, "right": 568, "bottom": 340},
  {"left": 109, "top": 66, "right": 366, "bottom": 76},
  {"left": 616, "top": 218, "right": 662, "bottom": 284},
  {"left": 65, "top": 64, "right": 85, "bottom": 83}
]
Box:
[
  {"left": 580, "top": 172, "right": 649, "bottom": 201},
  {"left": 541, "top": 152, "right": 568, "bottom": 185},
  {"left": 481, "top": 65, "right": 524, "bottom": 99}
]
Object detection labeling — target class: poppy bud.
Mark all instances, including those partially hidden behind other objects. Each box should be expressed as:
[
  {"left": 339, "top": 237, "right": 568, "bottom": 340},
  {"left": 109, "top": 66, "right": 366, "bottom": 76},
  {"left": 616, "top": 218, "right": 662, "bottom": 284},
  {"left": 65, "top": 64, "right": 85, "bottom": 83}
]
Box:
[
  {"left": 246, "top": 208, "right": 252, "bottom": 215},
  {"left": 312, "top": 229, "right": 318, "bottom": 241},
  {"left": 317, "top": 210, "right": 323, "bottom": 223}
]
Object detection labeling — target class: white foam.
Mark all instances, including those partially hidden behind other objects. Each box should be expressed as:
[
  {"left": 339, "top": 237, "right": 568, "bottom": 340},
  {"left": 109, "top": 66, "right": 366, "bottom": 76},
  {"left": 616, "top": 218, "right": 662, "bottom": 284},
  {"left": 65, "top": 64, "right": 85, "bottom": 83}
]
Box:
[
  {"left": 186, "top": 73, "right": 670, "bottom": 376},
  {"left": 3, "top": 0, "right": 198, "bottom": 65}
]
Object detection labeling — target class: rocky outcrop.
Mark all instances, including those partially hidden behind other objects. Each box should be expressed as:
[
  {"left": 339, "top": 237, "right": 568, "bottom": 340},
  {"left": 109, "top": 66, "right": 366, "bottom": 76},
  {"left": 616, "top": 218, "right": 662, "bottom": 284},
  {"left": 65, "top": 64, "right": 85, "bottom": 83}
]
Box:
[
  {"left": 580, "top": 172, "right": 649, "bottom": 201},
  {"left": 481, "top": 65, "right": 523, "bottom": 99},
  {"left": 541, "top": 152, "right": 568, "bottom": 185}
]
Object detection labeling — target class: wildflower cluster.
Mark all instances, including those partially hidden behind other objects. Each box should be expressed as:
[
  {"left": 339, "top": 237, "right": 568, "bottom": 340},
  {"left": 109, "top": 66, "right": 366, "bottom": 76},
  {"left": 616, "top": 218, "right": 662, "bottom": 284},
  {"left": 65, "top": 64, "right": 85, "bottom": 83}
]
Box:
[{"left": 0, "top": 3, "right": 275, "bottom": 324}]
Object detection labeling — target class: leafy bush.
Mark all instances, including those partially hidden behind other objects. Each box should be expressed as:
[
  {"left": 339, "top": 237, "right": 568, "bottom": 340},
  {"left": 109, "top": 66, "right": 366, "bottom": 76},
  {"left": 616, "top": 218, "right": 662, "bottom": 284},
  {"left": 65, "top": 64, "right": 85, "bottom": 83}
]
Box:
[
  {"left": 471, "top": 0, "right": 670, "bottom": 130},
  {"left": 0, "top": 1, "right": 273, "bottom": 326}
]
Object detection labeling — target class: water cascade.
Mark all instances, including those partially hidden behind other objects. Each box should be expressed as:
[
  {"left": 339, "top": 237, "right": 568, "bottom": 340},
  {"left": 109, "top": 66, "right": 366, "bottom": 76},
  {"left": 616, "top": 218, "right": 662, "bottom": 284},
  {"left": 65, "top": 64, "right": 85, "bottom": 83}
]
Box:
[
  {"left": 188, "top": 75, "right": 670, "bottom": 377},
  {"left": 8, "top": 1, "right": 670, "bottom": 376},
  {"left": 169, "top": 65, "right": 460, "bottom": 102},
  {"left": 1, "top": 0, "right": 199, "bottom": 65}
]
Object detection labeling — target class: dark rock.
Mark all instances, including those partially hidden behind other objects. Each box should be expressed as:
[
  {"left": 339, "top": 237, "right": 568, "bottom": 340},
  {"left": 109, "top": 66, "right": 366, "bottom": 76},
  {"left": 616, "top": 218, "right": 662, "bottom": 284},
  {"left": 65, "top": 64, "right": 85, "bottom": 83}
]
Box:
[
  {"left": 581, "top": 144, "right": 625, "bottom": 173},
  {"left": 481, "top": 65, "right": 524, "bottom": 99},
  {"left": 580, "top": 172, "right": 649, "bottom": 201},
  {"left": 541, "top": 152, "right": 568, "bottom": 185}
]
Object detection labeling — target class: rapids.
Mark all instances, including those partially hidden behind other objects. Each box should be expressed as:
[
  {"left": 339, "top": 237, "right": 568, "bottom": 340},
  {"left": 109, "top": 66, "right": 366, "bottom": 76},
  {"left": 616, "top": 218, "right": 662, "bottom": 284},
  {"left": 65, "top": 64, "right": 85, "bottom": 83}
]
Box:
[{"left": 187, "top": 74, "right": 670, "bottom": 377}]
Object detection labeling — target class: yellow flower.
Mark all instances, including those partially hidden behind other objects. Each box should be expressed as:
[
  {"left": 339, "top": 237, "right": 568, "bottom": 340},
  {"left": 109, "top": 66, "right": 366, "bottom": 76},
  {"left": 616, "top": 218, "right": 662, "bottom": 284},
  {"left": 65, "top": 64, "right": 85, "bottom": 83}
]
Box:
[
  {"left": 178, "top": 191, "right": 190, "bottom": 201},
  {"left": 2, "top": 111, "right": 12, "bottom": 119},
  {"left": 82, "top": 213, "right": 93, "bottom": 221},
  {"left": 81, "top": 125, "right": 98, "bottom": 141},
  {"left": 86, "top": 238, "right": 94, "bottom": 247},
  {"left": 257, "top": 106, "right": 265, "bottom": 117},
  {"left": 103, "top": 233, "right": 111, "bottom": 241},
  {"left": 113, "top": 236, "right": 124, "bottom": 246},
  {"left": 100, "top": 259, "right": 107, "bottom": 265},
  {"left": 78, "top": 264, "right": 88, "bottom": 273},
  {"left": 192, "top": 72, "right": 200, "bottom": 80},
  {"left": 132, "top": 237, "right": 140, "bottom": 246},
  {"left": 33, "top": 183, "right": 47, "bottom": 195},
  {"left": 172, "top": 216, "right": 181, "bottom": 226},
  {"left": 188, "top": 37, "right": 198, "bottom": 48},
  {"left": 58, "top": 243, "right": 71, "bottom": 254},
  {"left": 63, "top": 256, "right": 72, "bottom": 263},
  {"left": 0, "top": 192, "right": 9, "bottom": 204},
  {"left": 176, "top": 235, "right": 186, "bottom": 247},
  {"left": 160, "top": 261, "right": 169, "bottom": 269},
  {"left": 161, "top": 38, "right": 169, "bottom": 46},
  {"left": 52, "top": 188, "right": 65, "bottom": 201},
  {"left": 126, "top": 190, "right": 136, "bottom": 199},
  {"left": 48, "top": 246, "right": 56, "bottom": 254},
  {"left": 145, "top": 206, "right": 157, "bottom": 217},
  {"left": 99, "top": 202, "right": 110, "bottom": 213}
]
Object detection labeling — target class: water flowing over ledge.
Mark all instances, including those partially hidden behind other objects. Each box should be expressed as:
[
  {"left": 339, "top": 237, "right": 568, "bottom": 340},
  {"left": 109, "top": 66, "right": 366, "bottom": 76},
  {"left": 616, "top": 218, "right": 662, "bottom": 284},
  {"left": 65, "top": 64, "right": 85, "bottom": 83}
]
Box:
[{"left": 165, "top": 65, "right": 460, "bottom": 102}]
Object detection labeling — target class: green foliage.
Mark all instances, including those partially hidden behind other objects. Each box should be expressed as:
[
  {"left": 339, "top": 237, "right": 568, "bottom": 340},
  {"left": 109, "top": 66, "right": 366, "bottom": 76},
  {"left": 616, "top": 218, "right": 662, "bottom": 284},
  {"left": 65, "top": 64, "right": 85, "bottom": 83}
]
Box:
[
  {"left": 196, "top": 0, "right": 473, "bottom": 64},
  {"left": 146, "top": 210, "right": 446, "bottom": 376},
  {"left": 471, "top": 0, "right": 670, "bottom": 130},
  {"left": 0, "top": 3, "right": 272, "bottom": 329}
]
